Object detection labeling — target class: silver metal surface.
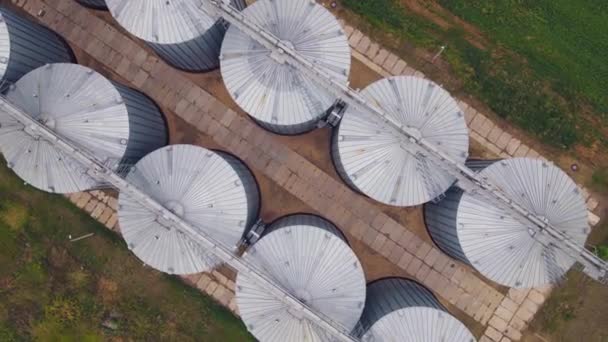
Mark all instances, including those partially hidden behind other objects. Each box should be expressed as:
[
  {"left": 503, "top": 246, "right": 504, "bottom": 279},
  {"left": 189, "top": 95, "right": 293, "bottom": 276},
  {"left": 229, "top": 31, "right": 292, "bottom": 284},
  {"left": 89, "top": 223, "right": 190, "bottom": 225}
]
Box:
[
  {"left": 220, "top": 0, "right": 351, "bottom": 134},
  {"left": 75, "top": 0, "right": 107, "bottom": 10},
  {"left": 0, "top": 63, "right": 166, "bottom": 194},
  {"left": 106, "top": 0, "right": 246, "bottom": 71},
  {"left": 237, "top": 214, "right": 366, "bottom": 341},
  {"left": 0, "top": 7, "right": 73, "bottom": 85},
  {"left": 0, "top": 96, "right": 358, "bottom": 342},
  {"left": 106, "top": 0, "right": 218, "bottom": 43},
  {"left": 118, "top": 144, "right": 260, "bottom": 275},
  {"left": 426, "top": 158, "right": 590, "bottom": 287},
  {"left": 357, "top": 278, "right": 475, "bottom": 342},
  {"left": 333, "top": 76, "right": 468, "bottom": 207},
  {"left": 208, "top": 0, "right": 608, "bottom": 283}
]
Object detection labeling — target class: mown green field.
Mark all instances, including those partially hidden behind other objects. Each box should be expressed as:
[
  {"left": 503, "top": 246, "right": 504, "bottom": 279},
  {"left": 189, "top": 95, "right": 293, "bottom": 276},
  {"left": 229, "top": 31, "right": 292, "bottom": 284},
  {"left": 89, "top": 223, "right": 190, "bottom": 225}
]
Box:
[
  {"left": 439, "top": 0, "right": 608, "bottom": 119},
  {"left": 0, "top": 160, "right": 253, "bottom": 341},
  {"left": 342, "top": 0, "right": 608, "bottom": 149}
]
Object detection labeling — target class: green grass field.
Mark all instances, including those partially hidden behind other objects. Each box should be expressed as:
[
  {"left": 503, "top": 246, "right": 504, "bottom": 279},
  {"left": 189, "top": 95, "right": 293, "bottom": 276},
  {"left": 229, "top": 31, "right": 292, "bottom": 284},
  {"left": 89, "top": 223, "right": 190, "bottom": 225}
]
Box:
[
  {"left": 439, "top": 0, "right": 608, "bottom": 118},
  {"left": 0, "top": 160, "right": 253, "bottom": 341},
  {"left": 342, "top": 0, "right": 608, "bottom": 149}
]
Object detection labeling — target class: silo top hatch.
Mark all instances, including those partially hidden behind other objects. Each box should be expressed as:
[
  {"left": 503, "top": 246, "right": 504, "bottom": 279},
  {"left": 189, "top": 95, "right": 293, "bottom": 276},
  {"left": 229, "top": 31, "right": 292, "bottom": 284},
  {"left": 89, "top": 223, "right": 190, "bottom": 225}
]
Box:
[
  {"left": 334, "top": 76, "right": 469, "bottom": 207},
  {"left": 455, "top": 158, "right": 589, "bottom": 287},
  {"left": 106, "top": 0, "right": 219, "bottom": 44},
  {"left": 221, "top": 0, "right": 351, "bottom": 134},
  {"left": 0, "top": 63, "right": 136, "bottom": 193}
]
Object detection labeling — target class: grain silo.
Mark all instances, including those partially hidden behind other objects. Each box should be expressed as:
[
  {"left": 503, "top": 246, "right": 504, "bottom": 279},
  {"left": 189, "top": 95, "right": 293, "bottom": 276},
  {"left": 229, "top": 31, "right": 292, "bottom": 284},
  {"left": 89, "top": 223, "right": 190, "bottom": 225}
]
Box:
[
  {"left": 236, "top": 214, "right": 366, "bottom": 341},
  {"left": 332, "top": 76, "right": 469, "bottom": 207},
  {"left": 425, "top": 158, "right": 590, "bottom": 288},
  {"left": 75, "top": 0, "right": 108, "bottom": 10},
  {"left": 357, "top": 278, "right": 475, "bottom": 342},
  {"left": 0, "top": 7, "right": 73, "bottom": 87},
  {"left": 0, "top": 63, "right": 167, "bottom": 194},
  {"left": 221, "top": 0, "right": 351, "bottom": 135},
  {"left": 105, "top": 0, "right": 246, "bottom": 72},
  {"left": 118, "top": 145, "right": 260, "bottom": 275}
]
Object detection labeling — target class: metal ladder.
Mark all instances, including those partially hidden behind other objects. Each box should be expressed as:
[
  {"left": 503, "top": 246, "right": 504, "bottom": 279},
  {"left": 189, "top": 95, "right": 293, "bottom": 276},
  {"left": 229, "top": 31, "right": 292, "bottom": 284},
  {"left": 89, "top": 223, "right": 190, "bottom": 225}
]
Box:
[{"left": 318, "top": 99, "right": 347, "bottom": 128}]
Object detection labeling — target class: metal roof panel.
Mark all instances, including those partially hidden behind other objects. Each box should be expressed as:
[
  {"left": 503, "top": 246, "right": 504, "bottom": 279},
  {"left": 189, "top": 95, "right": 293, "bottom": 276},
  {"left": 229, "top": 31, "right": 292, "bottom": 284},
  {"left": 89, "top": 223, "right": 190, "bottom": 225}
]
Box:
[
  {"left": 236, "top": 214, "right": 366, "bottom": 341},
  {"left": 334, "top": 76, "right": 469, "bottom": 207}
]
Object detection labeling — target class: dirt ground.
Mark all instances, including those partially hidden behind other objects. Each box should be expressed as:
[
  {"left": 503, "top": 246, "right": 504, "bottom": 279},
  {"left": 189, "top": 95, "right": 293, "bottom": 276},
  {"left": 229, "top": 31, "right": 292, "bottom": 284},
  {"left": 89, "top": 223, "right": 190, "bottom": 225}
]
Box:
[
  {"left": 62, "top": 15, "right": 489, "bottom": 337},
  {"left": 94, "top": 3, "right": 608, "bottom": 342},
  {"left": 185, "top": 56, "right": 497, "bottom": 337}
]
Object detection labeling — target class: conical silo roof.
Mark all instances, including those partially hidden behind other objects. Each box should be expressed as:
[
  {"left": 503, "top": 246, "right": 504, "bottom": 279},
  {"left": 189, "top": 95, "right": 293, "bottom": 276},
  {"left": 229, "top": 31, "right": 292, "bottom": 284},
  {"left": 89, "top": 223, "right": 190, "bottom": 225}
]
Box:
[
  {"left": 425, "top": 158, "right": 590, "bottom": 287},
  {"left": 0, "top": 63, "right": 166, "bottom": 194},
  {"left": 106, "top": 0, "right": 246, "bottom": 71},
  {"left": 236, "top": 214, "right": 366, "bottom": 341},
  {"left": 221, "top": 0, "right": 351, "bottom": 134},
  {"left": 332, "top": 76, "right": 469, "bottom": 207},
  {"left": 118, "top": 145, "right": 260, "bottom": 275},
  {"left": 358, "top": 278, "right": 475, "bottom": 342}
]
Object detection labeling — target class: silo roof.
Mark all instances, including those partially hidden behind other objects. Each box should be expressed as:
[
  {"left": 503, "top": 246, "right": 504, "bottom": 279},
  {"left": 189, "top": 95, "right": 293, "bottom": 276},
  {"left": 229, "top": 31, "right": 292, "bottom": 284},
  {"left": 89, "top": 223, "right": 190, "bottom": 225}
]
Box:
[
  {"left": 221, "top": 0, "right": 351, "bottom": 133},
  {"left": 105, "top": 0, "right": 218, "bottom": 44},
  {"left": 0, "top": 11, "right": 10, "bottom": 80},
  {"left": 236, "top": 215, "right": 366, "bottom": 341},
  {"left": 456, "top": 158, "right": 589, "bottom": 287},
  {"left": 118, "top": 145, "right": 257, "bottom": 275},
  {"left": 362, "top": 307, "right": 475, "bottom": 342},
  {"left": 359, "top": 278, "right": 475, "bottom": 342},
  {"left": 0, "top": 63, "right": 132, "bottom": 193},
  {"left": 334, "top": 76, "right": 469, "bottom": 206}
]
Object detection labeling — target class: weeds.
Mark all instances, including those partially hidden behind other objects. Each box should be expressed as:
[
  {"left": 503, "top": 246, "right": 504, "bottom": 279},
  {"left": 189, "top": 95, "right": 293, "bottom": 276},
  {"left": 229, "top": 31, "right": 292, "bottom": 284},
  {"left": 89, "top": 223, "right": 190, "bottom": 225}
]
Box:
[
  {"left": 591, "top": 167, "right": 608, "bottom": 194},
  {"left": 595, "top": 245, "right": 608, "bottom": 261},
  {"left": 0, "top": 323, "right": 18, "bottom": 342},
  {"left": 0, "top": 201, "right": 29, "bottom": 232},
  {"left": 0, "top": 158, "right": 253, "bottom": 341},
  {"left": 532, "top": 271, "right": 579, "bottom": 333}
]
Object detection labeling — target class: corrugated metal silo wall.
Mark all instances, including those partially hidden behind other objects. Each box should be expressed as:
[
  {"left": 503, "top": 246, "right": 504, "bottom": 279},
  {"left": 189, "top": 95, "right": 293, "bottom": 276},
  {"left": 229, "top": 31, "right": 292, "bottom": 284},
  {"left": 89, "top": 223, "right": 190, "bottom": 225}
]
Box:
[
  {"left": 358, "top": 278, "right": 443, "bottom": 335},
  {"left": 112, "top": 82, "right": 168, "bottom": 165},
  {"left": 230, "top": 0, "right": 248, "bottom": 11},
  {"left": 216, "top": 151, "right": 261, "bottom": 232},
  {"left": 263, "top": 214, "right": 347, "bottom": 243},
  {"left": 465, "top": 158, "right": 501, "bottom": 172},
  {"left": 424, "top": 187, "right": 470, "bottom": 263},
  {"left": 1, "top": 7, "right": 74, "bottom": 85},
  {"left": 425, "top": 158, "right": 502, "bottom": 264},
  {"left": 149, "top": 22, "right": 225, "bottom": 72},
  {"left": 75, "top": 0, "right": 108, "bottom": 10},
  {"left": 255, "top": 116, "right": 323, "bottom": 136},
  {"left": 149, "top": 0, "right": 247, "bottom": 72}
]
